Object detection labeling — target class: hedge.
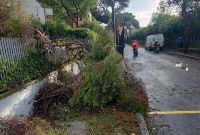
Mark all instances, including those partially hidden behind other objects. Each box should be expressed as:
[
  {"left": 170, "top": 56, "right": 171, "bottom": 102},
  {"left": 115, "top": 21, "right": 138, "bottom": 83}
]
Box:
[{"left": 42, "top": 23, "right": 97, "bottom": 41}]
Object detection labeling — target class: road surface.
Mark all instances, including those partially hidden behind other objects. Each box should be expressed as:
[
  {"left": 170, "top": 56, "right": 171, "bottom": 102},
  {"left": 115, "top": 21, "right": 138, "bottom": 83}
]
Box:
[{"left": 124, "top": 45, "right": 200, "bottom": 135}]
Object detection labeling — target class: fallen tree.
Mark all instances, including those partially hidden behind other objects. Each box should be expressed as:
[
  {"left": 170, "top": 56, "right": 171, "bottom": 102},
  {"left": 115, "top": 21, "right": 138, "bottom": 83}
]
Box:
[{"left": 33, "top": 83, "right": 73, "bottom": 118}]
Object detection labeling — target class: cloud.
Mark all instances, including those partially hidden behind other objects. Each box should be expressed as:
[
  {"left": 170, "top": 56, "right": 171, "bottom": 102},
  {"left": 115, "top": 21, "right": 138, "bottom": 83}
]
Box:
[
  {"left": 134, "top": 10, "right": 155, "bottom": 27},
  {"left": 126, "top": 0, "right": 160, "bottom": 27}
]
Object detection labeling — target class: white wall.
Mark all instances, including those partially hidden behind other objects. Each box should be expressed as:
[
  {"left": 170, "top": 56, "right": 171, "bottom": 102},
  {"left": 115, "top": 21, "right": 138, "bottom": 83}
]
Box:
[
  {"left": 0, "top": 79, "right": 48, "bottom": 118},
  {"left": 0, "top": 71, "right": 58, "bottom": 118},
  {"left": 24, "top": 0, "right": 53, "bottom": 23}
]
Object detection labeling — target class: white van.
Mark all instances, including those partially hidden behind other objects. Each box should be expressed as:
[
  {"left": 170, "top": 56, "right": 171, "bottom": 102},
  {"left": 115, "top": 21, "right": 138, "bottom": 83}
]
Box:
[{"left": 145, "top": 34, "right": 164, "bottom": 50}]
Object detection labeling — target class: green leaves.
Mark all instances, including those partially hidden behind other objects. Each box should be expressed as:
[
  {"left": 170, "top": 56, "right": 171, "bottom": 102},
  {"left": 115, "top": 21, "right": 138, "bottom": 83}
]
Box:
[
  {"left": 131, "top": 14, "right": 184, "bottom": 48},
  {"left": 0, "top": 51, "right": 59, "bottom": 94},
  {"left": 62, "top": 20, "right": 126, "bottom": 109},
  {"left": 116, "top": 12, "right": 140, "bottom": 29},
  {"left": 70, "top": 49, "right": 126, "bottom": 108},
  {"left": 0, "top": 0, "right": 32, "bottom": 37},
  {"left": 37, "top": 0, "right": 97, "bottom": 26},
  {"left": 43, "top": 22, "right": 97, "bottom": 41}
]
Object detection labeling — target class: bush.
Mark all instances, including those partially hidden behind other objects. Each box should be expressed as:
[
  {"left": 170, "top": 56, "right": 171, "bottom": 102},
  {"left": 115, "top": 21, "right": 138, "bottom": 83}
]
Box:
[
  {"left": 42, "top": 22, "right": 97, "bottom": 41},
  {"left": 0, "top": 50, "right": 60, "bottom": 93},
  {"left": 85, "top": 21, "right": 114, "bottom": 61},
  {"left": 82, "top": 20, "right": 105, "bottom": 34},
  {"left": 89, "top": 35, "right": 113, "bottom": 61},
  {"left": 119, "top": 94, "right": 148, "bottom": 116},
  {"left": 70, "top": 50, "right": 126, "bottom": 108},
  {"left": 30, "top": 16, "right": 43, "bottom": 31}
]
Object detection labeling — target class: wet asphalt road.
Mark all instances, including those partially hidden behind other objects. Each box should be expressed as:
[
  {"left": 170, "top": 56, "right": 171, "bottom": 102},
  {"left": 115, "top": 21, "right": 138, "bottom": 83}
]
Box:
[{"left": 123, "top": 45, "right": 200, "bottom": 135}]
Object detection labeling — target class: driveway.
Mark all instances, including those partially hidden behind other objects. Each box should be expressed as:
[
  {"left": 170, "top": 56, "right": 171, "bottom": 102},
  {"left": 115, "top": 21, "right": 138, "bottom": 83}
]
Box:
[{"left": 124, "top": 45, "right": 200, "bottom": 135}]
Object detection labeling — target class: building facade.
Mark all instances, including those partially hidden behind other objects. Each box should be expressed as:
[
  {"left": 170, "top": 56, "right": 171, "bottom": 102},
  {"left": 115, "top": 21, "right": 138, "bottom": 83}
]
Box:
[{"left": 24, "top": 0, "right": 53, "bottom": 23}]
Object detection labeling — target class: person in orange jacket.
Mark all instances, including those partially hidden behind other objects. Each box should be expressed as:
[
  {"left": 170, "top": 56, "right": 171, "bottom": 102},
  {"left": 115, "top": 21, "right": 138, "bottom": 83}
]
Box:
[{"left": 133, "top": 40, "right": 139, "bottom": 57}]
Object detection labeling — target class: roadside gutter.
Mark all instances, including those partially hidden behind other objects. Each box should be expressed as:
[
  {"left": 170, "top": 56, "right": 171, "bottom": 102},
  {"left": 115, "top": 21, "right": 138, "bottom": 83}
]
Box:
[{"left": 122, "top": 59, "right": 150, "bottom": 135}]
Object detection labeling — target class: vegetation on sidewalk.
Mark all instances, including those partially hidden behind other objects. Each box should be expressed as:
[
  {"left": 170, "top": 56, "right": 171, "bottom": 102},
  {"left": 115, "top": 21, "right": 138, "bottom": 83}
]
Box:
[
  {"left": 29, "top": 20, "right": 148, "bottom": 135},
  {"left": 70, "top": 50, "right": 126, "bottom": 108},
  {"left": 67, "top": 106, "right": 141, "bottom": 135},
  {"left": 121, "top": 75, "right": 149, "bottom": 116}
]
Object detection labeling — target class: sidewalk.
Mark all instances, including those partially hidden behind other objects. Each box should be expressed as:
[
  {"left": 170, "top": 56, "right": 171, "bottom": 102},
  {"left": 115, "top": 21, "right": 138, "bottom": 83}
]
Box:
[{"left": 163, "top": 49, "right": 200, "bottom": 60}]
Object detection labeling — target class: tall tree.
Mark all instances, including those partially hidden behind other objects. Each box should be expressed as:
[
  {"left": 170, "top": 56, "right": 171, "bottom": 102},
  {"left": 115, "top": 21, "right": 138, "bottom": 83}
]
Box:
[
  {"left": 116, "top": 12, "right": 140, "bottom": 29},
  {"left": 37, "top": 0, "right": 97, "bottom": 27},
  {"left": 157, "top": 0, "right": 173, "bottom": 15},
  {"left": 167, "top": 0, "right": 200, "bottom": 46},
  {"left": 91, "top": 7, "right": 110, "bottom": 24},
  {"left": 97, "top": 0, "right": 130, "bottom": 30},
  {"left": 167, "top": 0, "right": 199, "bottom": 30}
]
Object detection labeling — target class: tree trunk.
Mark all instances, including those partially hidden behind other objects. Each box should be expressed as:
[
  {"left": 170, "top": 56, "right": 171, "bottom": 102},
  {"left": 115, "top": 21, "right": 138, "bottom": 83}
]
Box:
[
  {"left": 181, "top": 0, "right": 189, "bottom": 52},
  {"left": 60, "top": 0, "right": 77, "bottom": 27},
  {"left": 181, "top": 0, "right": 187, "bottom": 23},
  {"left": 73, "top": 1, "right": 79, "bottom": 27},
  {"left": 111, "top": 4, "right": 115, "bottom": 32},
  {"left": 76, "top": 10, "right": 79, "bottom": 27}
]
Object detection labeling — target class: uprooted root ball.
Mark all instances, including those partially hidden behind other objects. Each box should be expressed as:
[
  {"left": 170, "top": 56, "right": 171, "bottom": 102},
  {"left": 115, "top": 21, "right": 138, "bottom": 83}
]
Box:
[{"left": 33, "top": 83, "right": 73, "bottom": 119}]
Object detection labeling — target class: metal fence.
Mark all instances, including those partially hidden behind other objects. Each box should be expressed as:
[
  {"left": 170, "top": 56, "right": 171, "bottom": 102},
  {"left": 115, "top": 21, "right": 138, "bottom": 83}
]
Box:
[{"left": 0, "top": 37, "right": 38, "bottom": 79}]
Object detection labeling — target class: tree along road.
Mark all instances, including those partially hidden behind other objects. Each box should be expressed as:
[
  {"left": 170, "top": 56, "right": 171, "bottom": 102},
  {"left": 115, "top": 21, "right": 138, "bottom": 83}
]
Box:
[{"left": 124, "top": 45, "right": 200, "bottom": 135}]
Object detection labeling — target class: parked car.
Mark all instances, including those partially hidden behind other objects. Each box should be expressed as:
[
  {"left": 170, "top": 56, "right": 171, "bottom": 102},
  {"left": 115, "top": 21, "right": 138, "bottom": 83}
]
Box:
[{"left": 145, "top": 34, "right": 164, "bottom": 51}]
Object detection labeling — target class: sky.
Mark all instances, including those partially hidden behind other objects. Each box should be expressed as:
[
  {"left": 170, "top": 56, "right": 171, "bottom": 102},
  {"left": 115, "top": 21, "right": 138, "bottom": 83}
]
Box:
[{"left": 126, "top": 0, "right": 161, "bottom": 27}]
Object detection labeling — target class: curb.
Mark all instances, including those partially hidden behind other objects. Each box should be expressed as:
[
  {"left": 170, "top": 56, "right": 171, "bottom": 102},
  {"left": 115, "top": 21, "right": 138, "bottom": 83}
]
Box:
[
  {"left": 122, "top": 59, "right": 150, "bottom": 135},
  {"left": 137, "top": 114, "right": 150, "bottom": 135},
  {"left": 164, "top": 51, "right": 200, "bottom": 61},
  {"left": 122, "top": 60, "right": 128, "bottom": 73}
]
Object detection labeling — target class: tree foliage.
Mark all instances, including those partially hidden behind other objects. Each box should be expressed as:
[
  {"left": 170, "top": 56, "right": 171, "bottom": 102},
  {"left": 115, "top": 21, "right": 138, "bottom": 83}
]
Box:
[
  {"left": 131, "top": 0, "right": 200, "bottom": 48},
  {"left": 131, "top": 13, "right": 183, "bottom": 48},
  {"left": 91, "top": 7, "right": 110, "bottom": 24},
  {"left": 37, "top": 0, "right": 97, "bottom": 27},
  {"left": 70, "top": 50, "right": 125, "bottom": 108},
  {"left": 93, "top": 0, "right": 130, "bottom": 30},
  {"left": 70, "top": 21, "right": 126, "bottom": 108},
  {"left": 116, "top": 12, "right": 140, "bottom": 29},
  {"left": 0, "top": 0, "right": 33, "bottom": 37},
  {"left": 42, "top": 22, "right": 97, "bottom": 40},
  {"left": 167, "top": 0, "right": 200, "bottom": 46},
  {"left": 99, "top": 0, "right": 130, "bottom": 13}
]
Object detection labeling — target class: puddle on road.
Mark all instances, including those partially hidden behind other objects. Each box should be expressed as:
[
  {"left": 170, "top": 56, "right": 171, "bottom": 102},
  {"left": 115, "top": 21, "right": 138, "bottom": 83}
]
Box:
[{"left": 130, "top": 63, "right": 142, "bottom": 68}]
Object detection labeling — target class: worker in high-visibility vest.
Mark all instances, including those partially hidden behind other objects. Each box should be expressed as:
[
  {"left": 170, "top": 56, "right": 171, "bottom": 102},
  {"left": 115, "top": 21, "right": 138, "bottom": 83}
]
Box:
[{"left": 133, "top": 40, "right": 139, "bottom": 57}]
